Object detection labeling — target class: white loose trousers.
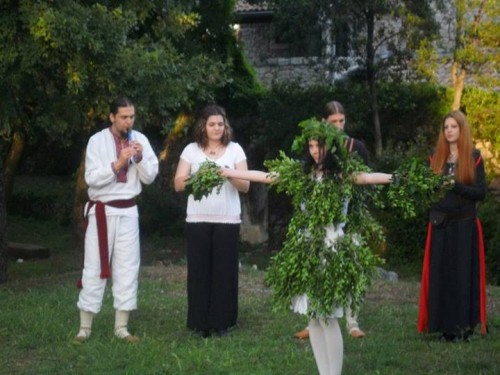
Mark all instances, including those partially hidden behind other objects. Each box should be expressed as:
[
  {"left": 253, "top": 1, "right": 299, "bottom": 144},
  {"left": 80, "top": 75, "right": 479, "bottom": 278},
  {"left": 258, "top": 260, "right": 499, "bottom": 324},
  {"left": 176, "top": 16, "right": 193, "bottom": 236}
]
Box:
[{"left": 77, "top": 213, "right": 140, "bottom": 314}]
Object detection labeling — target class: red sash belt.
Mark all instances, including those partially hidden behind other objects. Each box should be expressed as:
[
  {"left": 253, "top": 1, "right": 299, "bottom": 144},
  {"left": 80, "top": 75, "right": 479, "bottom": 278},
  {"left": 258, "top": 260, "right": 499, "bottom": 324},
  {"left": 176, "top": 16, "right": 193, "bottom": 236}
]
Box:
[{"left": 77, "top": 199, "right": 136, "bottom": 288}]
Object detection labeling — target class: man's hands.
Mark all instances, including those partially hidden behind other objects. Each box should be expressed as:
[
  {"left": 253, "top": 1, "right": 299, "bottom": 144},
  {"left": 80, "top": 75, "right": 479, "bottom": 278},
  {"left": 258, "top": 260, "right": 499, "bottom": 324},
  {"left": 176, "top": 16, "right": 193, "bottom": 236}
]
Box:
[
  {"left": 130, "top": 141, "right": 143, "bottom": 162},
  {"left": 114, "top": 141, "right": 143, "bottom": 172}
]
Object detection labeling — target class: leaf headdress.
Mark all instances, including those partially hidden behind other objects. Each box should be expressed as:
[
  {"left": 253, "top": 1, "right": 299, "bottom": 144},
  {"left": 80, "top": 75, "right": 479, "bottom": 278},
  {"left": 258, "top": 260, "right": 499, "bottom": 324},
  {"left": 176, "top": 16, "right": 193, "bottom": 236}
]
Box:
[{"left": 291, "top": 117, "right": 349, "bottom": 160}]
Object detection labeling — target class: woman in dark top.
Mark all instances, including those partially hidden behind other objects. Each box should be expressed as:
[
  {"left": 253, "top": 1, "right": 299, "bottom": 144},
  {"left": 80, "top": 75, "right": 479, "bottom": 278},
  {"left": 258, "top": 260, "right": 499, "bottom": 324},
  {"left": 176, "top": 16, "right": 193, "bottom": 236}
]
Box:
[{"left": 417, "top": 110, "right": 487, "bottom": 341}]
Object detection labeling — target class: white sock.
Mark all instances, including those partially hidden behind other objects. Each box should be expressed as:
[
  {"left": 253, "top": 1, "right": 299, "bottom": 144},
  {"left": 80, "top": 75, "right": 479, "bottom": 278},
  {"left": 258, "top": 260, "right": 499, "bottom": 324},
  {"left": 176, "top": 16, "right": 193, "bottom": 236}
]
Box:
[
  {"left": 309, "top": 318, "right": 343, "bottom": 375},
  {"left": 114, "top": 310, "right": 131, "bottom": 338},
  {"left": 76, "top": 310, "right": 94, "bottom": 338},
  {"left": 345, "top": 304, "right": 360, "bottom": 332}
]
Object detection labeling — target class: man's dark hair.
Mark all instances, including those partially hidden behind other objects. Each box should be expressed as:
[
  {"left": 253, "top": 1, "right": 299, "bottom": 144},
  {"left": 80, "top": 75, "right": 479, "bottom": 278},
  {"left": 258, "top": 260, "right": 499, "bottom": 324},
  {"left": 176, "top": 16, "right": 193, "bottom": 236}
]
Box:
[{"left": 110, "top": 96, "right": 134, "bottom": 115}]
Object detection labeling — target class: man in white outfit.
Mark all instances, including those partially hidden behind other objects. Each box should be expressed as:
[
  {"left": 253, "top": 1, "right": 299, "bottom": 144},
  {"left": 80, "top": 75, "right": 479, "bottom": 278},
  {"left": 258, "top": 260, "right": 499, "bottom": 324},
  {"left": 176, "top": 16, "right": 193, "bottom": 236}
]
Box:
[{"left": 74, "top": 96, "right": 158, "bottom": 343}]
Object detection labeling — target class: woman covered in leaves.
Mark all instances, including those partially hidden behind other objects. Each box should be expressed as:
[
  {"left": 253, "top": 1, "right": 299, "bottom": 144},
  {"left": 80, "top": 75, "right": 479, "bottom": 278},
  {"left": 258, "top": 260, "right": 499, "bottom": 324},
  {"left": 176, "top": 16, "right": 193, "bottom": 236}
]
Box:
[
  {"left": 417, "top": 110, "right": 487, "bottom": 342},
  {"left": 221, "top": 119, "right": 392, "bottom": 375},
  {"left": 174, "top": 104, "right": 249, "bottom": 338}
]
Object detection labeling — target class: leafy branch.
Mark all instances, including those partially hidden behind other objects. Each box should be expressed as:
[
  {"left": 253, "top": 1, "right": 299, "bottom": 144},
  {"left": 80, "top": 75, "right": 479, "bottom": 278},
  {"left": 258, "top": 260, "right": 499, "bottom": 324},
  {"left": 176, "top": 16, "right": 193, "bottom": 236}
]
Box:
[
  {"left": 185, "top": 160, "right": 225, "bottom": 201},
  {"left": 386, "top": 158, "right": 452, "bottom": 219}
]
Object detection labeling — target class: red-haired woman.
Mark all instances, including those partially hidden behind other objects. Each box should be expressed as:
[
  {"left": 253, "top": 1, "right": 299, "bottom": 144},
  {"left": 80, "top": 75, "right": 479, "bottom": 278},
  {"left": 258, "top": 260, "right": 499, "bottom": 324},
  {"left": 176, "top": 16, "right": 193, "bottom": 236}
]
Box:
[{"left": 417, "top": 110, "right": 487, "bottom": 342}]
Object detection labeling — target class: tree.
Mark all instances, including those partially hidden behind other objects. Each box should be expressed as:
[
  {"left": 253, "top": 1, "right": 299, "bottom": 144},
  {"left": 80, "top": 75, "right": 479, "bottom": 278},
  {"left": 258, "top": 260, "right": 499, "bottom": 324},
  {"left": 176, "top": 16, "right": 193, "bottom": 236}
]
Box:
[
  {"left": 0, "top": 0, "right": 230, "bottom": 205},
  {"left": 416, "top": 0, "right": 499, "bottom": 110},
  {"left": 186, "top": 0, "right": 262, "bottom": 113},
  {"left": 0, "top": 170, "right": 6, "bottom": 284},
  {"left": 1, "top": 0, "right": 238, "bottom": 252},
  {"left": 413, "top": 1, "right": 500, "bottom": 174},
  {"left": 249, "top": 0, "right": 439, "bottom": 157}
]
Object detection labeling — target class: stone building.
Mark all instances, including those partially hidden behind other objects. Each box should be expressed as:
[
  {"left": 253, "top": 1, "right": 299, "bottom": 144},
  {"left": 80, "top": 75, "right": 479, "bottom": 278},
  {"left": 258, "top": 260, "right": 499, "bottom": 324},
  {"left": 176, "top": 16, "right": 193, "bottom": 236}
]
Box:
[
  {"left": 234, "top": 1, "right": 497, "bottom": 88},
  {"left": 233, "top": 0, "right": 397, "bottom": 86},
  {"left": 234, "top": 1, "right": 326, "bottom": 86}
]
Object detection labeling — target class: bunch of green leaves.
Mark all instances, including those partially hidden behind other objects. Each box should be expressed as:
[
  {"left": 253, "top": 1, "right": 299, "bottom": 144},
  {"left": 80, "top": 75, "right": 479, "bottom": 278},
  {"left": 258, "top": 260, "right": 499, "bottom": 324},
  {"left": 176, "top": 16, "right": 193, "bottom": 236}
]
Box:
[
  {"left": 386, "top": 157, "right": 452, "bottom": 219},
  {"left": 264, "top": 151, "right": 306, "bottom": 208},
  {"left": 263, "top": 145, "right": 384, "bottom": 318},
  {"left": 291, "top": 117, "right": 348, "bottom": 157},
  {"left": 184, "top": 159, "right": 225, "bottom": 201}
]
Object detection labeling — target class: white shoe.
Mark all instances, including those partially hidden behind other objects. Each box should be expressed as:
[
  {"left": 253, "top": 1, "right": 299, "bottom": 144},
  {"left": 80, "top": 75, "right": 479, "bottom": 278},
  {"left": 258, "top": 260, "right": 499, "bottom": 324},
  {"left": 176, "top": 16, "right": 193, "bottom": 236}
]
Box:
[
  {"left": 115, "top": 327, "right": 140, "bottom": 343},
  {"left": 74, "top": 328, "right": 91, "bottom": 343}
]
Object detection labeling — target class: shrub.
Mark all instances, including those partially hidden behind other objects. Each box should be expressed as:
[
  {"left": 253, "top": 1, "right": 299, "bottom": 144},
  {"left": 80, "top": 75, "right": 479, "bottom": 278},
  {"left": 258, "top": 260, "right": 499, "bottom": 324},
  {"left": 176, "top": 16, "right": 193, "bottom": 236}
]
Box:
[
  {"left": 462, "top": 88, "right": 500, "bottom": 155},
  {"left": 138, "top": 180, "right": 186, "bottom": 236},
  {"left": 478, "top": 192, "right": 500, "bottom": 286},
  {"left": 377, "top": 82, "right": 448, "bottom": 145},
  {"left": 10, "top": 175, "right": 74, "bottom": 225}
]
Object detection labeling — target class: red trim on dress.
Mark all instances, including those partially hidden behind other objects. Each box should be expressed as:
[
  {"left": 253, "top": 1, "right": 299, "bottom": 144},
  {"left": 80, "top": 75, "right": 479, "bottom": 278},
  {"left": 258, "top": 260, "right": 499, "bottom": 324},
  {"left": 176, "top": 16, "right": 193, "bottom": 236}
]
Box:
[
  {"left": 477, "top": 218, "right": 488, "bottom": 335},
  {"left": 417, "top": 223, "right": 432, "bottom": 332}
]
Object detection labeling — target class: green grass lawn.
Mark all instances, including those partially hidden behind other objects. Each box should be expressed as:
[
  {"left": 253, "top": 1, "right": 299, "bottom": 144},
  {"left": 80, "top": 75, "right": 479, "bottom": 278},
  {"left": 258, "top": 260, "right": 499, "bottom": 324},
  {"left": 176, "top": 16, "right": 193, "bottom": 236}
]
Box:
[{"left": 1, "top": 216, "right": 499, "bottom": 374}]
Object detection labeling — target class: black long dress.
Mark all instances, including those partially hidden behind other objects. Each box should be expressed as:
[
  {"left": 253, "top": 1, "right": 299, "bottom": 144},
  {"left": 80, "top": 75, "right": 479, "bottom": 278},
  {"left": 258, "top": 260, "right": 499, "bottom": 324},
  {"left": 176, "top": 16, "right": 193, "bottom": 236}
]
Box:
[{"left": 418, "top": 150, "right": 487, "bottom": 339}]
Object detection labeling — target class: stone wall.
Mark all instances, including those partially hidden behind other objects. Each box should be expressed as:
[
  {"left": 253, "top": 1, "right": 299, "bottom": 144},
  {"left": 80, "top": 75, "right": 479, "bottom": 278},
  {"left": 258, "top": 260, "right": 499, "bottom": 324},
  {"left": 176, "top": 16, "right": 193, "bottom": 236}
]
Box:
[
  {"left": 238, "top": 22, "right": 326, "bottom": 86},
  {"left": 253, "top": 57, "right": 326, "bottom": 86},
  {"left": 239, "top": 184, "right": 269, "bottom": 244}
]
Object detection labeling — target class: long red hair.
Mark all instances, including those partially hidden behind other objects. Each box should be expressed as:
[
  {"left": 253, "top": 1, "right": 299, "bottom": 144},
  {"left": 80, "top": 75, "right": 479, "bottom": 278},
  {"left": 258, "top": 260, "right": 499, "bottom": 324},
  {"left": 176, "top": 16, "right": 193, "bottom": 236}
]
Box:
[{"left": 430, "top": 110, "right": 476, "bottom": 184}]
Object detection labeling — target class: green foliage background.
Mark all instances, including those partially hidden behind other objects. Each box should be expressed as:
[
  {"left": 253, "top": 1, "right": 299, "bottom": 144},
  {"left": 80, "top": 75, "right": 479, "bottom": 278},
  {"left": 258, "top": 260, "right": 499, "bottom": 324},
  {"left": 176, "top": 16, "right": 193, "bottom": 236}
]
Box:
[
  {"left": 1, "top": 1, "right": 498, "bottom": 284},
  {"left": 10, "top": 78, "right": 500, "bottom": 284}
]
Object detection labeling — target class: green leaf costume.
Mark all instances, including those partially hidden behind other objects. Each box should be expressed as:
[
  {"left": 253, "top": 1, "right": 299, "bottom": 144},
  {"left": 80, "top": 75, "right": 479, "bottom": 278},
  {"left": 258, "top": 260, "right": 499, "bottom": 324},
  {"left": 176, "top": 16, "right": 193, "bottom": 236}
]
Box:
[{"left": 264, "top": 119, "right": 383, "bottom": 318}]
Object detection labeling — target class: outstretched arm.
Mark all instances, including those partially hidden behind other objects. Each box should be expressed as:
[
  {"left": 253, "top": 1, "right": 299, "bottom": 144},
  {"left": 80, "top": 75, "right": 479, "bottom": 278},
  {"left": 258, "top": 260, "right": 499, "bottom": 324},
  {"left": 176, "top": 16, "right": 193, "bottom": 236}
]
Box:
[
  {"left": 354, "top": 172, "right": 392, "bottom": 185},
  {"left": 228, "top": 160, "right": 251, "bottom": 193},
  {"left": 220, "top": 168, "right": 278, "bottom": 184}
]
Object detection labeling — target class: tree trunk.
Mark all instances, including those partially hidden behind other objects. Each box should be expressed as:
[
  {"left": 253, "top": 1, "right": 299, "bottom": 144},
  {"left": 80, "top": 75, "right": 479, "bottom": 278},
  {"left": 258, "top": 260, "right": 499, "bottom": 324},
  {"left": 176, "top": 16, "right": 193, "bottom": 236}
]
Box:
[
  {"left": 72, "top": 149, "right": 88, "bottom": 254},
  {"left": 320, "top": 12, "right": 334, "bottom": 83},
  {"left": 0, "top": 171, "right": 7, "bottom": 284},
  {"left": 3, "top": 131, "right": 26, "bottom": 212},
  {"left": 158, "top": 112, "right": 192, "bottom": 162},
  {"left": 370, "top": 83, "right": 383, "bottom": 158},
  {"left": 451, "top": 62, "right": 466, "bottom": 111},
  {"left": 366, "top": 8, "right": 383, "bottom": 157},
  {"left": 158, "top": 112, "right": 192, "bottom": 189}
]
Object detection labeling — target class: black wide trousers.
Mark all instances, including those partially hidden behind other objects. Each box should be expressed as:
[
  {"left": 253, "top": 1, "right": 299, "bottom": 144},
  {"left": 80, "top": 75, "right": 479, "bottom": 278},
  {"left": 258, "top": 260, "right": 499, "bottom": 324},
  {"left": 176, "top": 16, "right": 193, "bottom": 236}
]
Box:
[{"left": 185, "top": 222, "right": 240, "bottom": 332}]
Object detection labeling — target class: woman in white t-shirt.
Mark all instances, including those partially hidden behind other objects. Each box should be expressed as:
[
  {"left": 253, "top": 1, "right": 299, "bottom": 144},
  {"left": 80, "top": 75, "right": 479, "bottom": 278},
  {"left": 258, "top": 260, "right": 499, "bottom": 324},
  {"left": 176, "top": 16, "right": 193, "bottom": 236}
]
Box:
[{"left": 174, "top": 105, "right": 249, "bottom": 338}]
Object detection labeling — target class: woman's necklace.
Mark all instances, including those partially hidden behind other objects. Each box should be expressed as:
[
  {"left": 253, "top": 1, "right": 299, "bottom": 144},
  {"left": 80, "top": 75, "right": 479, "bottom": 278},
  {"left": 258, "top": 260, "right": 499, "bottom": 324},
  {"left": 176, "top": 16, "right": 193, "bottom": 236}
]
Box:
[
  {"left": 205, "top": 144, "right": 221, "bottom": 156},
  {"left": 447, "top": 152, "right": 458, "bottom": 176}
]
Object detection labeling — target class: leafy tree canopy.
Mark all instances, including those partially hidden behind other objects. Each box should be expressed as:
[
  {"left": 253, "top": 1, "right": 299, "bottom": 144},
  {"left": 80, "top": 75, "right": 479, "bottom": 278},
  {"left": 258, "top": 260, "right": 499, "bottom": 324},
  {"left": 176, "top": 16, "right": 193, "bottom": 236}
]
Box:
[{"left": 0, "top": 0, "right": 231, "bottom": 147}]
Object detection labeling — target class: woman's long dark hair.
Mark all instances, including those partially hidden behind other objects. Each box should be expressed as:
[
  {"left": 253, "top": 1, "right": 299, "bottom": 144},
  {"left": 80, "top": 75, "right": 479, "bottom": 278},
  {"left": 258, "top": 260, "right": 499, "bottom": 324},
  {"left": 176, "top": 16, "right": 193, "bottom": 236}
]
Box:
[{"left": 303, "top": 138, "right": 343, "bottom": 178}]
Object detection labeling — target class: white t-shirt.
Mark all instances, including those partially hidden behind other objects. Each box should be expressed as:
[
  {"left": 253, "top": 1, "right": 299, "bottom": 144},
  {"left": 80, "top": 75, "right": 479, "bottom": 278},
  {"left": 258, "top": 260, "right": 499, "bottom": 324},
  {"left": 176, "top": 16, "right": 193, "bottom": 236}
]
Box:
[{"left": 180, "top": 141, "right": 247, "bottom": 224}]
